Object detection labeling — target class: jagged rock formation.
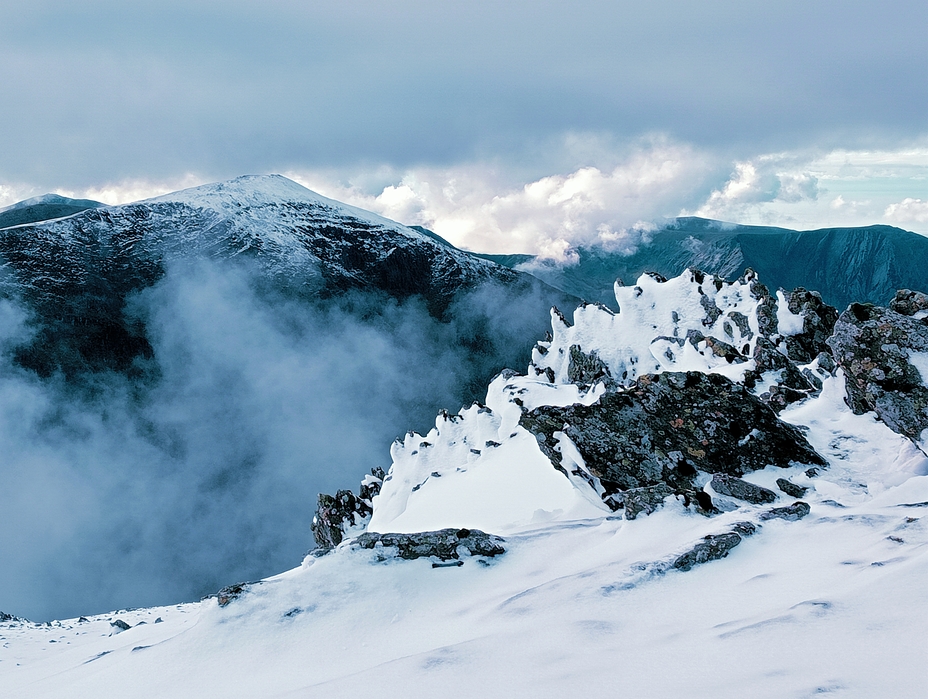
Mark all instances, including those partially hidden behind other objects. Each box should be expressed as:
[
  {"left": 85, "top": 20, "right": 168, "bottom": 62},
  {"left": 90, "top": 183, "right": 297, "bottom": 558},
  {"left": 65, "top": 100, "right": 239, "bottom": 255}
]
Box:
[
  {"left": 311, "top": 469, "right": 383, "bottom": 548},
  {"left": 521, "top": 371, "right": 824, "bottom": 509},
  {"left": 352, "top": 528, "right": 505, "bottom": 561},
  {"left": 828, "top": 300, "right": 928, "bottom": 444},
  {"left": 316, "top": 266, "right": 926, "bottom": 570}
]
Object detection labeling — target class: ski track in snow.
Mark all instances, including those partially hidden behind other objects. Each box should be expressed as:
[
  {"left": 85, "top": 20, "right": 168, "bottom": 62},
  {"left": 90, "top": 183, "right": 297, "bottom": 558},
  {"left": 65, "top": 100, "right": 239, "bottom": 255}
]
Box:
[{"left": 2, "top": 267, "right": 927, "bottom": 697}]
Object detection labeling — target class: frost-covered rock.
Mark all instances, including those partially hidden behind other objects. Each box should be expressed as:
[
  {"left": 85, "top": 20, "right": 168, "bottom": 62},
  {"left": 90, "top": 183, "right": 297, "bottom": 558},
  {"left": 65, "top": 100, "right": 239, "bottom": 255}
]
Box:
[
  {"left": 889, "top": 289, "right": 928, "bottom": 318},
  {"left": 776, "top": 477, "right": 808, "bottom": 498},
  {"left": 828, "top": 302, "right": 928, "bottom": 445}
]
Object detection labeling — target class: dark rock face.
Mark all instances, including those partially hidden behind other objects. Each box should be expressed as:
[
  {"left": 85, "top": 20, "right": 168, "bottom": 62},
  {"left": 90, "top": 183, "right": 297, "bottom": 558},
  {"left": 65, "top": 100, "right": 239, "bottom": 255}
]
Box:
[
  {"left": 567, "top": 344, "right": 613, "bottom": 387},
  {"left": 710, "top": 474, "right": 777, "bottom": 504},
  {"left": 776, "top": 478, "right": 808, "bottom": 498},
  {"left": 782, "top": 288, "right": 839, "bottom": 364},
  {"left": 673, "top": 532, "right": 745, "bottom": 572},
  {"left": 352, "top": 528, "right": 505, "bottom": 561},
  {"left": 622, "top": 484, "right": 675, "bottom": 520},
  {"left": 110, "top": 619, "right": 131, "bottom": 631},
  {"left": 311, "top": 468, "right": 384, "bottom": 549},
  {"left": 0, "top": 611, "right": 23, "bottom": 623},
  {"left": 521, "top": 371, "right": 825, "bottom": 510},
  {"left": 760, "top": 501, "right": 811, "bottom": 521},
  {"left": 828, "top": 303, "right": 928, "bottom": 442}
]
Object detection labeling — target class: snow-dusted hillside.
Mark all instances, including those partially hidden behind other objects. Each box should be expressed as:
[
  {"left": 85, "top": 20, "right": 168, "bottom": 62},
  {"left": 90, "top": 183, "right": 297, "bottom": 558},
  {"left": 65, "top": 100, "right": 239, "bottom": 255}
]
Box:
[
  {"left": 0, "top": 174, "right": 566, "bottom": 377},
  {"left": 3, "top": 270, "right": 927, "bottom": 698}
]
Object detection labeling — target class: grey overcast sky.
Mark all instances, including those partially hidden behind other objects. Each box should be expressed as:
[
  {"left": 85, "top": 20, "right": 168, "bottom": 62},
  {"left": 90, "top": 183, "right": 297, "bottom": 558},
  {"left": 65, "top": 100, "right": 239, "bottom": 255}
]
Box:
[{"left": 1, "top": 0, "right": 926, "bottom": 251}]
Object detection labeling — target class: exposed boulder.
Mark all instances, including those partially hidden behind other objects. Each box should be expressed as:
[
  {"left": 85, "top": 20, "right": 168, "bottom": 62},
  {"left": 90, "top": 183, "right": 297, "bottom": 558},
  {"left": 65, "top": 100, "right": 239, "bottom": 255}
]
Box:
[
  {"left": 710, "top": 474, "right": 777, "bottom": 505},
  {"left": 827, "top": 302, "right": 928, "bottom": 443},
  {"left": 673, "top": 531, "right": 745, "bottom": 572},
  {"left": 352, "top": 528, "right": 505, "bottom": 562},
  {"left": 760, "top": 501, "right": 811, "bottom": 521},
  {"left": 110, "top": 619, "right": 131, "bottom": 631},
  {"left": 776, "top": 478, "right": 809, "bottom": 498},
  {"left": 211, "top": 582, "right": 255, "bottom": 607},
  {"left": 521, "top": 371, "right": 825, "bottom": 509}
]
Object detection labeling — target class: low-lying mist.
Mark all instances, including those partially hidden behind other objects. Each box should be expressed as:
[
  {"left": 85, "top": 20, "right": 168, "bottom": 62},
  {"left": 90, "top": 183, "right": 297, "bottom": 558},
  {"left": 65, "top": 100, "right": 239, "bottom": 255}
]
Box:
[{"left": 0, "top": 258, "right": 558, "bottom": 621}]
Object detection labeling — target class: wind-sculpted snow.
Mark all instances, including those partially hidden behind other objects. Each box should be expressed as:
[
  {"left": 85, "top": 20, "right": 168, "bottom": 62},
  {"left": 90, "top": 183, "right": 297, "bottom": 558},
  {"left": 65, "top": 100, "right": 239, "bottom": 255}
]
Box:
[{"left": 350, "top": 268, "right": 834, "bottom": 538}]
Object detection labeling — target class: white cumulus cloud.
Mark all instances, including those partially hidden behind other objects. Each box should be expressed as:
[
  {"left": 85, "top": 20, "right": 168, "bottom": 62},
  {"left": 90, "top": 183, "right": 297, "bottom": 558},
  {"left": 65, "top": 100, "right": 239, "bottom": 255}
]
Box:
[{"left": 884, "top": 198, "right": 928, "bottom": 224}]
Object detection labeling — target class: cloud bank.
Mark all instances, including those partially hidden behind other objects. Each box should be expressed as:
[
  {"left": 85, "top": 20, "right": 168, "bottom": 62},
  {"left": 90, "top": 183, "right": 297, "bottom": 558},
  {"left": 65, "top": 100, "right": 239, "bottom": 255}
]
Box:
[{"left": 0, "top": 258, "right": 556, "bottom": 621}]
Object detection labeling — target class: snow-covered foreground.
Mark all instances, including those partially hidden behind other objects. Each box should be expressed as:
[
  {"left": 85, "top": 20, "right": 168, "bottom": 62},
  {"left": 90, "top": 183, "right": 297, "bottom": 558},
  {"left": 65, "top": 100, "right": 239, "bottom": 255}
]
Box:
[
  {"left": 3, "top": 383, "right": 926, "bottom": 698},
  {"left": 3, "top": 269, "right": 928, "bottom": 697}
]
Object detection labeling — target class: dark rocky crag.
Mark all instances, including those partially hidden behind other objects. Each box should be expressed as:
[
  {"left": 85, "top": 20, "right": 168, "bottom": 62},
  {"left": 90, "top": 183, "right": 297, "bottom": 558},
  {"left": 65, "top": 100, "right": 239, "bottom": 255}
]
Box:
[
  {"left": 828, "top": 295, "right": 928, "bottom": 444},
  {"left": 352, "top": 528, "right": 506, "bottom": 562},
  {"left": 520, "top": 371, "right": 826, "bottom": 511}
]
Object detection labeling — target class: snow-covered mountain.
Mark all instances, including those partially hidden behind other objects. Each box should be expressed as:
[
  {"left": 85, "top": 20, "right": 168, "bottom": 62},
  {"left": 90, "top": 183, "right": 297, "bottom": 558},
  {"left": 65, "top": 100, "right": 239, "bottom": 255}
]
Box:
[
  {"left": 4, "top": 268, "right": 925, "bottom": 697},
  {"left": 0, "top": 175, "right": 568, "bottom": 378},
  {"left": 0, "top": 175, "right": 575, "bottom": 623}
]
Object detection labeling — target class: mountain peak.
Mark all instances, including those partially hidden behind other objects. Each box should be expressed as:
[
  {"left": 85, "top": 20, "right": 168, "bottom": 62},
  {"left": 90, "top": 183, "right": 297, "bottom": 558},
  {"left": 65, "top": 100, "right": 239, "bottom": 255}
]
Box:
[{"left": 144, "top": 174, "right": 406, "bottom": 233}]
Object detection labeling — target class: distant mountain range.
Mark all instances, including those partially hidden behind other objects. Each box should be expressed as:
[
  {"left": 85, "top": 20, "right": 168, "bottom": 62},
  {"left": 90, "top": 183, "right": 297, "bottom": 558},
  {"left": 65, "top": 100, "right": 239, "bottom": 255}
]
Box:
[{"left": 469, "top": 217, "right": 928, "bottom": 311}]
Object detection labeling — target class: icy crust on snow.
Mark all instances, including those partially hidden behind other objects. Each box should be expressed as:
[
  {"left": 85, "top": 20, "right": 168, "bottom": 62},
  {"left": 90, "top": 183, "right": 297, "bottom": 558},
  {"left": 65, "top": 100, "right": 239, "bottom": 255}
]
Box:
[{"left": 531, "top": 269, "right": 778, "bottom": 385}]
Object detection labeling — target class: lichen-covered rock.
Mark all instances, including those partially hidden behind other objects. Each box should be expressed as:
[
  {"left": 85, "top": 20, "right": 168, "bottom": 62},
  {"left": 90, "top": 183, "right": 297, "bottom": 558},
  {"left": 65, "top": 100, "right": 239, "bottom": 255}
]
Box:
[
  {"left": 622, "top": 484, "right": 675, "bottom": 520},
  {"left": 827, "top": 301, "right": 928, "bottom": 442},
  {"left": 783, "top": 288, "right": 839, "bottom": 364},
  {"left": 890, "top": 289, "right": 928, "bottom": 317},
  {"left": 710, "top": 474, "right": 777, "bottom": 504},
  {"left": 672, "top": 532, "right": 744, "bottom": 571},
  {"left": 353, "top": 528, "right": 505, "bottom": 561},
  {"left": 760, "top": 501, "right": 811, "bottom": 521},
  {"left": 521, "top": 371, "right": 825, "bottom": 507},
  {"left": 776, "top": 478, "right": 808, "bottom": 498},
  {"left": 567, "top": 344, "right": 613, "bottom": 387}
]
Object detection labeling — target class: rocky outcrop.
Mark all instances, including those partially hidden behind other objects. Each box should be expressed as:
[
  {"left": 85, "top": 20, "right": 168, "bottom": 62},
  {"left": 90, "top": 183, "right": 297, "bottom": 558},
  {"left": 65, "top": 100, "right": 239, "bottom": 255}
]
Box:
[
  {"left": 521, "top": 371, "right": 825, "bottom": 512},
  {"left": 828, "top": 302, "right": 928, "bottom": 443},
  {"left": 890, "top": 289, "right": 928, "bottom": 317},
  {"left": 760, "top": 501, "right": 811, "bottom": 521},
  {"left": 311, "top": 468, "right": 384, "bottom": 549},
  {"left": 782, "top": 288, "right": 839, "bottom": 364},
  {"left": 710, "top": 474, "right": 777, "bottom": 504},
  {"left": 776, "top": 478, "right": 808, "bottom": 498},
  {"left": 352, "top": 528, "right": 505, "bottom": 561},
  {"left": 672, "top": 523, "right": 756, "bottom": 572}
]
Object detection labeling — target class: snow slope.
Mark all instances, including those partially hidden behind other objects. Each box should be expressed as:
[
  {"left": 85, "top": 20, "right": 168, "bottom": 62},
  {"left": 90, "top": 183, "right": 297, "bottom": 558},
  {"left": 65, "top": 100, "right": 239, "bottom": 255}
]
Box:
[{"left": 2, "top": 270, "right": 927, "bottom": 698}]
